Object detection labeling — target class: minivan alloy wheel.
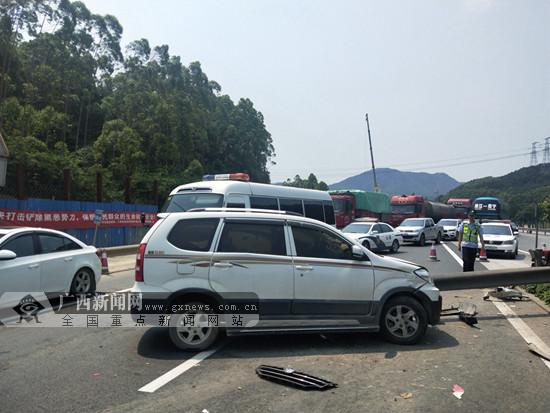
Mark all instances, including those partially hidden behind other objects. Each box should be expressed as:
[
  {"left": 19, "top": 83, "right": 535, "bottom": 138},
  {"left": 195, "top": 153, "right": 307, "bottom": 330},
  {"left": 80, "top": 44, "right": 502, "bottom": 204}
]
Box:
[
  {"left": 169, "top": 301, "right": 220, "bottom": 350},
  {"left": 384, "top": 304, "right": 420, "bottom": 338},
  {"left": 174, "top": 312, "right": 213, "bottom": 345}
]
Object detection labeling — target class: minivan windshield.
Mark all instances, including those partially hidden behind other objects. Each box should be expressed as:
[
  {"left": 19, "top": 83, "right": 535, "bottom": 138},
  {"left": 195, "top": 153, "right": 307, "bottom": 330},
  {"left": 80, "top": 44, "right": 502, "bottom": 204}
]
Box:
[{"left": 161, "top": 193, "right": 224, "bottom": 212}]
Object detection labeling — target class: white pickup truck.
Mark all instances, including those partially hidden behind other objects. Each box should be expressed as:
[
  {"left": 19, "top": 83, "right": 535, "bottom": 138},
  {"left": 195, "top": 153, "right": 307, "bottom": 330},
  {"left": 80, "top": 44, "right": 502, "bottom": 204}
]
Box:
[{"left": 396, "top": 218, "right": 443, "bottom": 246}]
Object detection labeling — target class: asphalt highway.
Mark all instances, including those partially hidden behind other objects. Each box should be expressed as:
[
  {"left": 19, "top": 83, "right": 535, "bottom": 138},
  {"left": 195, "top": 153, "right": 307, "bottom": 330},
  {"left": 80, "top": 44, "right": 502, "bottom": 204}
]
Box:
[{"left": 1, "top": 240, "right": 549, "bottom": 413}]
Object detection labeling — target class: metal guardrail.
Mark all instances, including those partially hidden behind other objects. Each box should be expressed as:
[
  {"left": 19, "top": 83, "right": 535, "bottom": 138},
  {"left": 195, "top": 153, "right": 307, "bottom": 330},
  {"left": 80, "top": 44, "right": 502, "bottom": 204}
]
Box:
[
  {"left": 102, "top": 244, "right": 138, "bottom": 257},
  {"left": 433, "top": 267, "right": 550, "bottom": 291},
  {"left": 520, "top": 226, "right": 550, "bottom": 235}
]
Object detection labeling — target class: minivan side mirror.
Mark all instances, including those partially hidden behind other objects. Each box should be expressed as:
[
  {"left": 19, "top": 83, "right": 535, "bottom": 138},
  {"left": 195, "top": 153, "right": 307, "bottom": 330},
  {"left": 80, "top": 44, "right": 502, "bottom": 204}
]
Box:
[
  {"left": 0, "top": 250, "right": 17, "bottom": 260},
  {"left": 352, "top": 245, "right": 366, "bottom": 260}
]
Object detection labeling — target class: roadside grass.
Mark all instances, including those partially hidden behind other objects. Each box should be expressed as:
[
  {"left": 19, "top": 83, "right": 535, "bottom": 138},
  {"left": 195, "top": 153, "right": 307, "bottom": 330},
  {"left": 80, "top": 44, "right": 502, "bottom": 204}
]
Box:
[{"left": 525, "top": 284, "right": 550, "bottom": 305}]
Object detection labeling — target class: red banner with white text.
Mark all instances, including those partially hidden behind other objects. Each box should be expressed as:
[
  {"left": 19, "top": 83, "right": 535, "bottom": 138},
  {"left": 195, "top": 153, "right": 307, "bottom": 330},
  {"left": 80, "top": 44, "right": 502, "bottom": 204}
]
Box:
[{"left": 0, "top": 209, "right": 157, "bottom": 229}]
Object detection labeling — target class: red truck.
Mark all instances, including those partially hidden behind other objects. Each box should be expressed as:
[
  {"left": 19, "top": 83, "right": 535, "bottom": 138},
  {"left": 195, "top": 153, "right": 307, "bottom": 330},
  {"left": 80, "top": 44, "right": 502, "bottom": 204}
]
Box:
[
  {"left": 446, "top": 198, "right": 472, "bottom": 219},
  {"left": 389, "top": 194, "right": 457, "bottom": 227},
  {"left": 329, "top": 190, "right": 392, "bottom": 229}
]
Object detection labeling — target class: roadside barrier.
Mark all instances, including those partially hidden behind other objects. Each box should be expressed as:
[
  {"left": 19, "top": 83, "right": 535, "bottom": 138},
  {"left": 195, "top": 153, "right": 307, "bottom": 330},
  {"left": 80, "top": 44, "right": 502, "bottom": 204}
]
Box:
[{"left": 433, "top": 267, "right": 550, "bottom": 291}]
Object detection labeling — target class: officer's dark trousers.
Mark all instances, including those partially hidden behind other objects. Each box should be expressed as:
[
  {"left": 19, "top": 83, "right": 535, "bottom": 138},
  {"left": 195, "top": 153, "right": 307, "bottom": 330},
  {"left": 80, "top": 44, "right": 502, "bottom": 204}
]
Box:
[{"left": 462, "top": 246, "right": 477, "bottom": 272}]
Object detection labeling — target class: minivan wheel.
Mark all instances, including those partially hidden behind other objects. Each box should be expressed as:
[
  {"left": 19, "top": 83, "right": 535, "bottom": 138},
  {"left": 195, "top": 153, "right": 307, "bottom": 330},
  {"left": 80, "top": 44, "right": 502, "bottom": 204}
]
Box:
[
  {"left": 169, "top": 301, "right": 220, "bottom": 351},
  {"left": 390, "top": 239, "right": 400, "bottom": 253},
  {"left": 418, "top": 234, "right": 426, "bottom": 246},
  {"left": 380, "top": 296, "right": 428, "bottom": 345},
  {"left": 435, "top": 232, "right": 442, "bottom": 244},
  {"left": 70, "top": 268, "right": 95, "bottom": 295}
]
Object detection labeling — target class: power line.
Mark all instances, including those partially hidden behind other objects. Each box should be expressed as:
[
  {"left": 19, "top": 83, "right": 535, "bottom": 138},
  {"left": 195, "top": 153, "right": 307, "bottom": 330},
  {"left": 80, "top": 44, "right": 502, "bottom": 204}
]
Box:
[
  {"left": 272, "top": 148, "right": 546, "bottom": 180},
  {"left": 272, "top": 145, "right": 534, "bottom": 174}
]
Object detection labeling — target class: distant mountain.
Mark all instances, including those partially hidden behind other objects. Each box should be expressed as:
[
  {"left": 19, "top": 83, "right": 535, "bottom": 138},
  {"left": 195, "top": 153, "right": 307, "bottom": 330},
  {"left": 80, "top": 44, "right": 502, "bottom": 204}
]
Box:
[
  {"left": 443, "top": 164, "right": 550, "bottom": 222},
  {"left": 329, "top": 168, "right": 461, "bottom": 199}
]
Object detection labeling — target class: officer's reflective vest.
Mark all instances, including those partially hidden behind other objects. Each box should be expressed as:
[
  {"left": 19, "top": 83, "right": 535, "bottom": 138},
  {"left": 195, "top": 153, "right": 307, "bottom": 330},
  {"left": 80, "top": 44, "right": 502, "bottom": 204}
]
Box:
[{"left": 462, "top": 223, "right": 480, "bottom": 242}]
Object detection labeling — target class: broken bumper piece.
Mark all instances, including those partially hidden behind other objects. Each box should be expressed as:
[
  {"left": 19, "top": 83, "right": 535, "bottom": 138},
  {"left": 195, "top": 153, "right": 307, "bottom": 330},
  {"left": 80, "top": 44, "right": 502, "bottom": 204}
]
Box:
[{"left": 256, "top": 365, "right": 337, "bottom": 391}]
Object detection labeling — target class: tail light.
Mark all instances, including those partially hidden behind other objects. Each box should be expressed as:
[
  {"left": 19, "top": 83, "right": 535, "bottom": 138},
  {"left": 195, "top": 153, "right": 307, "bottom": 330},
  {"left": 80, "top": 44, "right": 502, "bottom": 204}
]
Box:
[{"left": 135, "top": 243, "right": 147, "bottom": 282}]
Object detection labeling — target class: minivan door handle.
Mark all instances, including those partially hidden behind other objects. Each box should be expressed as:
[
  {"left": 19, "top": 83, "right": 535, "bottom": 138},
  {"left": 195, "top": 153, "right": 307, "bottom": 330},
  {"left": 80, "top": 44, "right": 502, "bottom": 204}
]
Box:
[
  {"left": 28, "top": 264, "right": 39, "bottom": 269},
  {"left": 64, "top": 257, "right": 73, "bottom": 262},
  {"left": 295, "top": 265, "right": 314, "bottom": 272},
  {"left": 213, "top": 262, "right": 233, "bottom": 268}
]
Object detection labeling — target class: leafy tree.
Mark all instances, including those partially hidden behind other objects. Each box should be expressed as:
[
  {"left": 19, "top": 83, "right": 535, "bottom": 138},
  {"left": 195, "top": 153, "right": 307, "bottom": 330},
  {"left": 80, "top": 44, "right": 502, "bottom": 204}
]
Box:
[
  {"left": 0, "top": 0, "right": 275, "bottom": 203},
  {"left": 283, "top": 173, "right": 329, "bottom": 191}
]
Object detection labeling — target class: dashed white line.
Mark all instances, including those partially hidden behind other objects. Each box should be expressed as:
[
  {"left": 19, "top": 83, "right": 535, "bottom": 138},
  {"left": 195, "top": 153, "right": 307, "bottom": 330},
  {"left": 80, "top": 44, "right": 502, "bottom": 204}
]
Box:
[
  {"left": 138, "top": 346, "right": 221, "bottom": 393},
  {"left": 440, "top": 241, "right": 550, "bottom": 371}
]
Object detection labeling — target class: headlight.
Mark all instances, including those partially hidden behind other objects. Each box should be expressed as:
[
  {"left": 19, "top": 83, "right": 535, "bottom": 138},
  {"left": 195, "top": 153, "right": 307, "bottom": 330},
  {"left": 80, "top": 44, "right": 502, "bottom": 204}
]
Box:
[
  {"left": 503, "top": 240, "right": 514, "bottom": 245},
  {"left": 414, "top": 268, "right": 433, "bottom": 284}
]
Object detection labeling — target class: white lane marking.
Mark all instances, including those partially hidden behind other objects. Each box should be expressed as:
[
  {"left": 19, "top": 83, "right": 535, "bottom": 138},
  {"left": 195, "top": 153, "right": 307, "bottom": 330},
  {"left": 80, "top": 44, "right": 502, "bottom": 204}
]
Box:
[
  {"left": 492, "top": 301, "right": 550, "bottom": 370},
  {"left": 519, "top": 249, "right": 530, "bottom": 255},
  {"left": 138, "top": 346, "right": 221, "bottom": 393},
  {"left": 441, "top": 241, "right": 550, "bottom": 371},
  {"left": 441, "top": 241, "right": 463, "bottom": 265}
]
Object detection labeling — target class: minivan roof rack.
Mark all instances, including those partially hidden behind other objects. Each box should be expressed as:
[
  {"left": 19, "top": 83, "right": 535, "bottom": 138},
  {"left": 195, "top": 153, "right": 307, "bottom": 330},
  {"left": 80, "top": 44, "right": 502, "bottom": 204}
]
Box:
[{"left": 187, "top": 208, "right": 303, "bottom": 217}]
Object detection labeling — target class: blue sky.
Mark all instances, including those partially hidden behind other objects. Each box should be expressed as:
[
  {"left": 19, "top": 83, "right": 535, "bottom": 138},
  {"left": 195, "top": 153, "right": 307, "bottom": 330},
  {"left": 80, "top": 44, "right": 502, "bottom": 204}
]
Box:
[{"left": 83, "top": 0, "right": 550, "bottom": 184}]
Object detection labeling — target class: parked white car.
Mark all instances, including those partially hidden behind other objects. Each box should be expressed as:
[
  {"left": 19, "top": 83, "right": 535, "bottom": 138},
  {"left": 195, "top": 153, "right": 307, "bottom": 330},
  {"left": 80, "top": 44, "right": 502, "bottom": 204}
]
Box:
[
  {"left": 132, "top": 209, "right": 442, "bottom": 350},
  {"left": 342, "top": 221, "right": 403, "bottom": 253},
  {"left": 437, "top": 219, "right": 461, "bottom": 240},
  {"left": 0, "top": 228, "right": 101, "bottom": 308},
  {"left": 478, "top": 223, "right": 518, "bottom": 259}
]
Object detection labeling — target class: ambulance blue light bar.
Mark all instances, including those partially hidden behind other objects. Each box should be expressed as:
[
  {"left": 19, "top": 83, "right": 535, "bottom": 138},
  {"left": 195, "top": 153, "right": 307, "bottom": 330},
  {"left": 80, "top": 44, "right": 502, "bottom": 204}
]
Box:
[{"left": 202, "top": 173, "right": 250, "bottom": 182}]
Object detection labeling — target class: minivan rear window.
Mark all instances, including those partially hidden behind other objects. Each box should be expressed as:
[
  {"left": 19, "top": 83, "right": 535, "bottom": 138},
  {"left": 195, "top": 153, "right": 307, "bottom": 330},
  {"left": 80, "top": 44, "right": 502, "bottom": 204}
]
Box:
[
  {"left": 167, "top": 219, "right": 219, "bottom": 251},
  {"left": 162, "top": 193, "right": 224, "bottom": 212},
  {"left": 217, "top": 222, "right": 286, "bottom": 256}
]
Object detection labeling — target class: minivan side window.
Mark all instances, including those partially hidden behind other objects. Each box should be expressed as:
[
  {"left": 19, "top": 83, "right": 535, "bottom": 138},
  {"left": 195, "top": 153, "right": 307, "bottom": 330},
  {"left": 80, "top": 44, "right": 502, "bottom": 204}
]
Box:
[
  {"left": 2, "top": 234, "right": 35, "bottom": 258},
  {"left": 279, "top": 198, "right": 304, "bottom": 216},
  {"left": 167, "top": 218, "right": 219, "bottom": 251},
  {"left": 323, "top": 201, "right": 335, "bottom": 225},
  {"left": 217, "top": 221, "right": 286, "bottom": 256},
  {"left": 250, "top": 196, "right": 279, "bottom": 210},
  {"left": 303, "top": 200, "right": 324, "bottom": 222},
  {"left": 291, "top": 225, "right": 352, "bottom": 260}
]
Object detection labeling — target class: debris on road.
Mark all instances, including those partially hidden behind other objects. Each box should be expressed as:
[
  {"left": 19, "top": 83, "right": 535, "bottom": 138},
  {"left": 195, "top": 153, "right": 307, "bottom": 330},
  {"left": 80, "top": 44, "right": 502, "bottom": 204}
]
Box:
[
  {"left": 256, "top": 365, "right": 337, "bottom": 391},
  {"left": 483, "top": 287, "right": 525, "bottom": 301},
  {"left": 400, "top": 392, "right": 413, "bottom": 399},
  {"left": 441, "top": 302, "right": 478, "bottom": 326},
  {"left": 452, "top": 384, "right": 465, "bottom": 399},
  {"left": 528, "top": 343, "right": 550, "bottom": 362}
]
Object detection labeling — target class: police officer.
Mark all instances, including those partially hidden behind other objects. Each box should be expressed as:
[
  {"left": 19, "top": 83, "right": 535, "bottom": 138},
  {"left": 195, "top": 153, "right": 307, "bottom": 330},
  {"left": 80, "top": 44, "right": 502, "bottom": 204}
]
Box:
[{"left": 457, "top": 210, "right": 485, "bottom": 272}]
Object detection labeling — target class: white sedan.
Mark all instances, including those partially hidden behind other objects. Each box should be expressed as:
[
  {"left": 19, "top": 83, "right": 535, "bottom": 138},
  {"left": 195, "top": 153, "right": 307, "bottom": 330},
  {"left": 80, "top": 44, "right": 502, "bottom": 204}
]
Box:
[
  {"left": 478, "top": 222, "right": 519, "bottom": 259},
  {"left": 342, "top": 221, "right": 403, "bottom": 253},
  {"left": 0, "top": 227, "right": 101, "bottom": 308}
]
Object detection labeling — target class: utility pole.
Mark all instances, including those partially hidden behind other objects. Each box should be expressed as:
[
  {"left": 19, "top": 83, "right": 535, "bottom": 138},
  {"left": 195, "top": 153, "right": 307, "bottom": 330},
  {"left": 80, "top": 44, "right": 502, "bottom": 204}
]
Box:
[
  {"left": 530, "top": 142, "right": 539, "bottom": 166},
  {"left": 365, "top": 113, "right": 379, "bottom": 192},
  {"left": 543, "top": 137, "right": 550, "bottom": 164}
]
